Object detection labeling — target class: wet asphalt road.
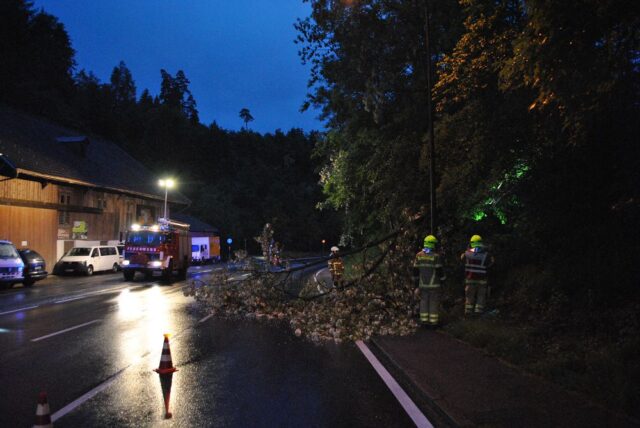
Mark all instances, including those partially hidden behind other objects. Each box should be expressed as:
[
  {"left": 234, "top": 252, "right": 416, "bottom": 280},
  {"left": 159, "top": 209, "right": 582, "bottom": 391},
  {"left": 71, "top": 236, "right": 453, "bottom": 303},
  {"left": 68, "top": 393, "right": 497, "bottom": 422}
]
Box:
[{"left": 0, "top": 267, "right": 415, "bottom": 427}]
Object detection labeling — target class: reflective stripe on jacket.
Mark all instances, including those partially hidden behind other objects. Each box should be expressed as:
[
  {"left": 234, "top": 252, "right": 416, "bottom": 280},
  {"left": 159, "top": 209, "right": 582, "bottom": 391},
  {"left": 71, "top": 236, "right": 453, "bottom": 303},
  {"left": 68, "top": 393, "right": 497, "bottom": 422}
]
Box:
[
  {"left": 414, "top": 250, "right": 443, "bottom": 288},
  {"left": 462, "top": 247, "right": 491, "bottom": 280},
  {"left": 328, "top": 257, "right": 344, "bottom": 275}
]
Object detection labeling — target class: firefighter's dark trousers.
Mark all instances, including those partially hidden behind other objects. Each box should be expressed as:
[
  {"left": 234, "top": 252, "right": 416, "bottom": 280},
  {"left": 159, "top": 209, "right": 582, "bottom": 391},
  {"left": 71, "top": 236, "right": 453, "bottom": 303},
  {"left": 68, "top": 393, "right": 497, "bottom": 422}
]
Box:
[
  {"left": 420, "top": 287, "right": 441, "bottom": 325},
  {"left": 331, "top": 273, "right": 343, "bottom": 286},
  {"left": 465, "top": 280, "right": 487, "bottom": 314}
]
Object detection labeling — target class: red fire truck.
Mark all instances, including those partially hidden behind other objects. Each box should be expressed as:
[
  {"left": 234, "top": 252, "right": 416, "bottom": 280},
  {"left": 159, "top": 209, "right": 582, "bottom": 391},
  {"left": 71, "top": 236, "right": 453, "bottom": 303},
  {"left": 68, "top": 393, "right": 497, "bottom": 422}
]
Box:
[{"left": 121, "top": 219, "right": 190, "bottom": 281}]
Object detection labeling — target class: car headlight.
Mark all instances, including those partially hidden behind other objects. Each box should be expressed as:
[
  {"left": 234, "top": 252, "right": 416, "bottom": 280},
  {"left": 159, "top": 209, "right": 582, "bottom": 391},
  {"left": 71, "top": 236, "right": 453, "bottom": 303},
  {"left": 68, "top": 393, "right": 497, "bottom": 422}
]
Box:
[
  {"left": 122, "top": 260, "right": 130, "bottom": 266},
  {"left": 150, "top": 261, "right": 162, "bottom": 268}
]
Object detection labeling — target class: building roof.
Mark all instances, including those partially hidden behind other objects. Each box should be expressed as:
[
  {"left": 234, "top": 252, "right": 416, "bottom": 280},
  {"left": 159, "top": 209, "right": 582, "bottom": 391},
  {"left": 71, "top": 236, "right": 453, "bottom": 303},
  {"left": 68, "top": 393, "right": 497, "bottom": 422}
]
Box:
[
  {"left": 0, "top": 105, "right": 190, "bottom": 205},
  {"left": 171, "top": 213, "right": 219, "bottom": 235}
]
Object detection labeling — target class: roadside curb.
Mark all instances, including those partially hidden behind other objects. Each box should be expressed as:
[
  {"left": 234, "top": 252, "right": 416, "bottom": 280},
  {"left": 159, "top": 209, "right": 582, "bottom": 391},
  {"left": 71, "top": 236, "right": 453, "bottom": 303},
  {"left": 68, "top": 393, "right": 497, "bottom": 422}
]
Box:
[{"left": 369, "top": 337, "right": 474, "bottom": 428}]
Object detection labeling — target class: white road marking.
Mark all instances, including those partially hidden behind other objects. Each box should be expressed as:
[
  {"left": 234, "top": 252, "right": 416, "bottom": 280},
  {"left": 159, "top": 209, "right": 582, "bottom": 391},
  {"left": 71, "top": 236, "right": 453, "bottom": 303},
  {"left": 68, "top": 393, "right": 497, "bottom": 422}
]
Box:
[
  {"left": 54, "top": 295, "right": 90, "bottom": 304},
  {"left": 162, "top": 285, "right": 189, "bottom": 295},
  {"left": 198, "top": 313, "right": 214, "bottom": 323},
  {"left": 0, "top": 305, "right": 39, "bottom": 316},
  {"left": 30, "top": 319, "right": 101, "bottom": 342},
  {"left": 314, "top": 267, "right": 329, "bottom": 293},
  {"left": 54, "top": 286, "right": 132, "bottom": 304},
  {"left": 356, "top": 340, "right": 433, "bottom": 428},
  {"left": 51, "top": 366, "right": 127, "bottom": 422}
]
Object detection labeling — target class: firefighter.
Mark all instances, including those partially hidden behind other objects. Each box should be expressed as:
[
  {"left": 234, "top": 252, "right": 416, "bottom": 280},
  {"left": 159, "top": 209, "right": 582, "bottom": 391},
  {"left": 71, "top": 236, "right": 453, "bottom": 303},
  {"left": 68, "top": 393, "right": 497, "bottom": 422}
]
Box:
[
  {"left": 413, "top": 235, "right": 446, "bottom": 327},
  {"left": 328, "top": 246, "right": 345, "bottom": 286},
  {"left": 272, "top": 242, "right": 282, "bottom": 267},
  {"left": 461, "top": 235, "right": 495, "bottom": 316}
]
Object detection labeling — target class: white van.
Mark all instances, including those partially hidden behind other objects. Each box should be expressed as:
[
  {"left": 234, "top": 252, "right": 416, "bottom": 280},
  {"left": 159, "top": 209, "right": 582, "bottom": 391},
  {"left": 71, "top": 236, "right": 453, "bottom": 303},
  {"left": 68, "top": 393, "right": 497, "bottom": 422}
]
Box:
[{"left": 53, "top": 245, "right": 120, "bottom": 276}]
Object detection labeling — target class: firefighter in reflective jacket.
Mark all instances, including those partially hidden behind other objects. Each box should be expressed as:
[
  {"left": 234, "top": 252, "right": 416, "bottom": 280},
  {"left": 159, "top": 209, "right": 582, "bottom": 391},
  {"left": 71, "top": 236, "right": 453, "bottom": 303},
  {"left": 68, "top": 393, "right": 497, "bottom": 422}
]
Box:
[
  {"left": 413, "top": 235, "right": 446, "bottom": 326},
  {"left": 461, "top": 235, "right": 495, "bottom": 316},
  {"left": 328, "top": 246, "right": 345, "bottom": 286}
]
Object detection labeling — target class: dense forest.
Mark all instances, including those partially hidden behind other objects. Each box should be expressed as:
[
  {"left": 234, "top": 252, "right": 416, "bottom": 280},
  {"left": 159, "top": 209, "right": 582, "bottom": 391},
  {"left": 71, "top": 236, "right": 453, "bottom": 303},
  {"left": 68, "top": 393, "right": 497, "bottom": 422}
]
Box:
[
  {"left": 0, "top": 0, "right": 341, "bottom": 253},
  {"left": 2, "top": 0, "right": 640, "bottom": 415}
]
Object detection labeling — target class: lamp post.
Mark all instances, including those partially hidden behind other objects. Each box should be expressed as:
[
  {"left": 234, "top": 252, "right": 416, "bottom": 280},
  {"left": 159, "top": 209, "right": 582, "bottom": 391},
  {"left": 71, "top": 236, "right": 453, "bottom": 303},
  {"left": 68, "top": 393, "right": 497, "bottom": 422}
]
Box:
[
  {"left": 321, "top": 239, "right": 326, "bottom": 257},
  {"left": 158, "top": 178, "right": 175, "bottom": 221}
]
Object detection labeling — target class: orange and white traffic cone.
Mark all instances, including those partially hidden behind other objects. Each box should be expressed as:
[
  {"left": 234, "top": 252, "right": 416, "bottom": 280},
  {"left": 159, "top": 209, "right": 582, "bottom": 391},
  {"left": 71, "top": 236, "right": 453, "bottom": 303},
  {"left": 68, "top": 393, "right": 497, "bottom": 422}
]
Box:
[
  {"left": 34, "top": 391, "right": 53, "bottom": 428},
  {"left": 154, "top": 333, "right": 178, "bottom": 375}
]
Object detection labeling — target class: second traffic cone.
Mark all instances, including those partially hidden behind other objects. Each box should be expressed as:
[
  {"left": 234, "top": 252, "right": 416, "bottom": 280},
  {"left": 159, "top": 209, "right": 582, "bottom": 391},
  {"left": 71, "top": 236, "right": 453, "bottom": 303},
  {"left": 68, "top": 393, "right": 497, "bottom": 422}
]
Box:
[
  {"left": 34, "top": 391, "right": 53, "bottom": 428},
  {"left": 154, "top": 333, "right": 178, "bottom": 375}
]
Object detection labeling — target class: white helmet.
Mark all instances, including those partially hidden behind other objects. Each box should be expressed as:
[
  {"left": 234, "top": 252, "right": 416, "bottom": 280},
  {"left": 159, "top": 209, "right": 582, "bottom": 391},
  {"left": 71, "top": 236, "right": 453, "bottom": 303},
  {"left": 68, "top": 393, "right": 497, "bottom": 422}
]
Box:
[{"left": 330, "top": 246, "right": 339, "bottom": 252}]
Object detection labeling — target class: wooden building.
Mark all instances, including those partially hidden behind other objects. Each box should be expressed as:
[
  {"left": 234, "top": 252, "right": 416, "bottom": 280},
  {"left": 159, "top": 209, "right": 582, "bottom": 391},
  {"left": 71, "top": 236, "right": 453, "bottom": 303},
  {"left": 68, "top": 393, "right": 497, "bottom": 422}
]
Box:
[{"left": 0, "top": 105, "right": 190, "bottom": 268}]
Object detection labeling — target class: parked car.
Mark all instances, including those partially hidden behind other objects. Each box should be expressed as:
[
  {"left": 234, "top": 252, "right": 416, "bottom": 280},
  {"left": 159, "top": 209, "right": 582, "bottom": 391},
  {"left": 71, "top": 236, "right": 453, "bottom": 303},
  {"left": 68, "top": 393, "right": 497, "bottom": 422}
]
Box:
[
  {"left": 53, "top": 245, "right": 120, "bottom": 276},
  {"left": 0, "top": 240, "right": 24, "bottom": 288},
  {"left": 18, "top": 249, "right": 48, "bottom": 286}
]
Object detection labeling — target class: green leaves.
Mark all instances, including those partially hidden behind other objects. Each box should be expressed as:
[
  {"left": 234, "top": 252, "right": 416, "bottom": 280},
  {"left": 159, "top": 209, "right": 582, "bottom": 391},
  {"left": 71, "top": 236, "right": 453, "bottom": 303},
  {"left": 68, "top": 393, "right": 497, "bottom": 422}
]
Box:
[{"left": 299, "top": 0, "right": 639, "bottom": 299}]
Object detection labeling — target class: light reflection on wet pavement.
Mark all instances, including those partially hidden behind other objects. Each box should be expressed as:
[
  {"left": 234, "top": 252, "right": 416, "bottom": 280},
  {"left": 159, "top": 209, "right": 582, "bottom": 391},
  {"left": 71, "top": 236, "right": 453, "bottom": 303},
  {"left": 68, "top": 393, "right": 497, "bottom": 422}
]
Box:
[
  {"left": 1, "top": 275, "right": 412, "bottom": 427},
  {"left": 60, "top": 316, "right": 412, "bottom": 427}
]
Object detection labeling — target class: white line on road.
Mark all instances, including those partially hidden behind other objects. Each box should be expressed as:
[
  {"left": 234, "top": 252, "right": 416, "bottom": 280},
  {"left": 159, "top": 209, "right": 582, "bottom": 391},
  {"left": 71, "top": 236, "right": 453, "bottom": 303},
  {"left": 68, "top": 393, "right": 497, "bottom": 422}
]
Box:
[
  {"left": 0, "top": 305, "right": 39, "bottom": 316},
  {"left": 198, "top": 313, "right": 214, "bottom": 323},
  {"left": 51, "top": 366, "right": 127, "bottom": 423},
  {"left": 54, "top": 295, "right": 90, "bottom": 304},
  {"left": 314, "top": 268, "right": 324, "bottom": 283},
  {"left": 30, "top": 319, "right": 101, "bottom": 342},
  {"left": 356, "top": 340, "right": 433, "bottom": 428},
  {"left": 54, "top": 286, "right": 133, "bottom": 304},
  {"left": 162, "top": 285, "right": 189, "bottom": 295},
  {"left": 314, "top": 267, "right": 329, "bottom": 293}
]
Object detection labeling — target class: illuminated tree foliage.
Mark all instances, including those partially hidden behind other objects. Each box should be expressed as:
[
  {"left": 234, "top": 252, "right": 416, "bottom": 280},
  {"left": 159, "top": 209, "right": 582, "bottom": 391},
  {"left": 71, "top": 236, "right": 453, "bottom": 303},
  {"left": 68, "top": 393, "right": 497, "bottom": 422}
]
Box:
[
  {"left": 298, "top": 2, "right": 639, "bottom": 413},
  {"left": 296, "top": 0, "right": 464, "bottom": 242},
  {"left": 299, "top": 0, "right": 639, "bottom": 289}
]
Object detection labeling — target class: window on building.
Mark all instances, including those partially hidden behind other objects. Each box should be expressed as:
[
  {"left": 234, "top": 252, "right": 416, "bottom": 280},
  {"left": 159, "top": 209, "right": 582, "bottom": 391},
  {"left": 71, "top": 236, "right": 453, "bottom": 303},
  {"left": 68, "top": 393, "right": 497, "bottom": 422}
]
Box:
[
  {"left": 59, "top": 193, "right": 70, "bottom": 205},
  {"left": 96, "top": 193, "right": 108, "bottom": 210},
  {"left": 59, "top": 191, "right": 71, "bottom": 225}
]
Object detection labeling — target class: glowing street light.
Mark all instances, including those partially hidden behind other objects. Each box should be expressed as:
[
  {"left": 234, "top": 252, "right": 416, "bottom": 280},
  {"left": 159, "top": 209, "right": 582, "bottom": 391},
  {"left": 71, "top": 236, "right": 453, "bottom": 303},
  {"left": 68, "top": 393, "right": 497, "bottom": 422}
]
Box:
[{"left": 158, "top": 178, "right": 175, "bottom": 220}]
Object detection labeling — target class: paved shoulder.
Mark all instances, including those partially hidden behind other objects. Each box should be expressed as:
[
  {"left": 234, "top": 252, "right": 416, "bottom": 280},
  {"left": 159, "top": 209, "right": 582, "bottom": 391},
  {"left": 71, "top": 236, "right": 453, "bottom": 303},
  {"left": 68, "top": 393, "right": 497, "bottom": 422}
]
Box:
[{"left": 371, "top": 330, "right": 638, "bottom": 428}]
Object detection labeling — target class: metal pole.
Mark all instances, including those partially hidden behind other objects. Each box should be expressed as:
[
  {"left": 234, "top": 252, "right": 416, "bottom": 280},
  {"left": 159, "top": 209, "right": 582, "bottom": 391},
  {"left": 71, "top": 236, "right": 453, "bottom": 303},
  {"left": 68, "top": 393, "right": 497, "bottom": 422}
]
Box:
[
  {"left": 424, "top": 0, "right": 436, "bottom": 234},
  {"left": 163, "top": 186, "right": 168, "bottom": 220}
]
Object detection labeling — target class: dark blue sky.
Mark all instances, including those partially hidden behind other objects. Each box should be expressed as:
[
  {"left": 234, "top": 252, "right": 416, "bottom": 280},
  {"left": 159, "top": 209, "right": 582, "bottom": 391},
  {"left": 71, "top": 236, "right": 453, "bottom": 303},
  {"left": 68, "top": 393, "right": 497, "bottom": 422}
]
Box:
[{"left": 34, "top": 0, "right": 323, "bottom": 133}]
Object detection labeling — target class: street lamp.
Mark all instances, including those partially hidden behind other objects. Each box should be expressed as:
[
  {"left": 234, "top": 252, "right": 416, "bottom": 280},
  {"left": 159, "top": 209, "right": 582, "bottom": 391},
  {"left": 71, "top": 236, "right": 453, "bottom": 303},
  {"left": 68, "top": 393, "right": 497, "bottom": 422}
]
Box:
[
  {"left": 321, "top": 239, "right": 326, "bottom": 256},
  {"left": 158, "top": 178, "right": 175, "bottom": 220}
]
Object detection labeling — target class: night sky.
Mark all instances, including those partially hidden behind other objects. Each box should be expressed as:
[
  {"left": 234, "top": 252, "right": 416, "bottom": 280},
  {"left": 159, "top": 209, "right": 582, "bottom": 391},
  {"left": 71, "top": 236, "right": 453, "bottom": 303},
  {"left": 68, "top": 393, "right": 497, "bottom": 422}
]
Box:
[{"left": 34, "top": 0, "right": 323, "bottom": 133}]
